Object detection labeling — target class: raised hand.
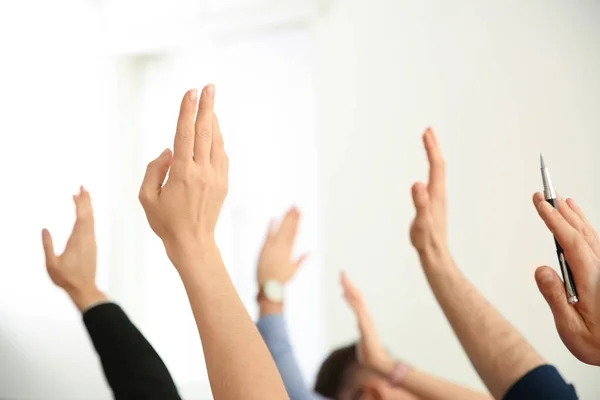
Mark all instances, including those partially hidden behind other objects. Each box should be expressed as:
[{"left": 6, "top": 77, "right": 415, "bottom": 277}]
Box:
[
  {"left": 341, "top": 271, "right": 395, "bottom": 376},
  {"left": 42, "top": 186, "right": 106, "bottom": 311},
  {"left": 533, "top": 193, "right": 600, "bottom": 365},
  {"left": 408, "top": 128, "right": 551, "bottom": 399},
  {"left": 138, "top": 86, "right": 288, "bottom": 399},
  {"left": 409, "top": 128, "right": 448, "bottom": 259},
  {"left": 257, "top": 207, "right": 307, "bottom": 286},
  {"left": 139, "top": 85, "right": 228, "bottom": 267}
]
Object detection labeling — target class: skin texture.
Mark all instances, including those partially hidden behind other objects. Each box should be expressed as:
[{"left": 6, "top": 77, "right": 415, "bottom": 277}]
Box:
[
  {"left": 138, "top": 85, "right": 288, "bottom": 400},
  {"left": 41, "top": 186, "right": 107, "bottom": 311},
  {"left": 408, "top": 128, "right": 544, "bottom": 400},
  {"left": 532, "top": 192, "right": 600, "bottom": 365},
  {"left": 341, "top": 272, "right": 492, "bottom": 400}
]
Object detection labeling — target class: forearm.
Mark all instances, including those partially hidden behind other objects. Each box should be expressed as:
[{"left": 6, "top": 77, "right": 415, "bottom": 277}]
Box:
[
  {"left": 173, "top": 242, "right": 288, "bottom": 400},
  {"left": 83, "top": 302, "right": 181, "bottom": 400},
  {"left": 419, "top": 249, "right": 544, "bottom": 399},
  {"left": 257, "top": 303, "right": 321, "bottom": 400},
  {"left": 401, "top": 368, "right": 492, "bottom": 400}
]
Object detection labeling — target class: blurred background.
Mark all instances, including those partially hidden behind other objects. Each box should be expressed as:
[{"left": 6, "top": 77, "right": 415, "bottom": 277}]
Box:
[{"left": 0, "top": 0, "right": 599, "bottom": 399}]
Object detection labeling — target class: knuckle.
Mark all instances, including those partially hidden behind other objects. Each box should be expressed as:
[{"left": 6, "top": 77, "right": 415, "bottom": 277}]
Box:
[
  {"left": 176, "top": 129, "right": 193, "bottom": 142},
  {"left": 570, "top": 236, "right": 586, "bottom": 252},
  {"left": 138, "top": 189, "right": 149, "bottom": 204},
  {"left": 198, "top": 126, "right": 211, "bottom": 139}
]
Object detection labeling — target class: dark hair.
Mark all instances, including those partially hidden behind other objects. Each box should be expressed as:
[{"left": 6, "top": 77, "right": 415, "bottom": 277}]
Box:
[{"left": 314, "top": 343, "right": 358, "bottom": 398}]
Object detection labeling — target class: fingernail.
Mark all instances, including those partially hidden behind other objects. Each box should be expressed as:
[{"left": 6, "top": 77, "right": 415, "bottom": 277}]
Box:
[
  {"left": 189, "top": 88, "right": 198, "bottom": 102},
  {"left": 205, "top": 84, "right": 215, "bottom": 98},
  {"left": 568, "top": 198, "right": 576, "bottom": 207},
  {"left": 161, "top": 148, "right": 170, "bottom": 156}
]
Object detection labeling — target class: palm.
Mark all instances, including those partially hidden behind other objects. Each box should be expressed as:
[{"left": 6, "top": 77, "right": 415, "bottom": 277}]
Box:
[
  {"left": 42, "top": 187, "right": 97, "bottom": 293},
  {"left": 257, "top": 207, "right": 306, "bottom": 284}
]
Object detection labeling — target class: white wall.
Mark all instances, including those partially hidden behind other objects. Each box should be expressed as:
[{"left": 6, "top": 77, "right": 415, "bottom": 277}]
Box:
[
  {"left": 313, "top": 0, "right": 600, "bottom": 398},
  {"left": 0, "top": 1, "right": 114, "bottom": 399}
]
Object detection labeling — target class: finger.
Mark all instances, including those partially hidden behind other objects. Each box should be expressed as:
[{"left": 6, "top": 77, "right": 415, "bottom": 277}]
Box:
[
  {"left": 266, "top": 219, "right": 277, "bottom": 236},
  {"left": 75, "top": 186, "right": 94, "bottom": 222},
  {"left": 194, "top": 84, "right": 215, "bottom": 164},
  {"left": 423, "top": 128, "right": 445, "bottom": 198},
  {"left": 536, "top": 199, "right": 583, "bottom": 251},
  {"left": 411, "top": 182, "right": 431, "bottom": 215},
  {"left": 211, "top": 112, "right": 224, "bottom": 167},
  {"left": 341, "top": 272, "right": 378, "bottom": 338},
  {"left": 341, "top": 271, "right": 364, "bottom": 307},
  {"left": 139, "top": 149, "right": 172, "bottom": 204},
  {"left": 278, "top": 206, "right": 300, "bottom": 245},
  {"left": 555, "top": 197, "right": 588, "bottom": 236},
  {"left": 41, "top": 229, "right": 58, "bottom": 269},
  {"left": 566, "top": 198, "right": 600, "bottom": 241},
  {"left": 566, "top": 198, "right": 600, "bottom": 259},
  {"left": 532, "top": 192, "right": 545, "bottom": 208},
  {"left": 535, "top": 266, "right": 581, "bottom": 328},
  {"left": 173, "top": 89, "right": 198, "bottom": 161}
]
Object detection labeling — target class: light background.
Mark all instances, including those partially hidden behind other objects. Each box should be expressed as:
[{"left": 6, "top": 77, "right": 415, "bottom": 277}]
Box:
[{"left": 0, "top": 0, "right": 598, "bottom": 399}]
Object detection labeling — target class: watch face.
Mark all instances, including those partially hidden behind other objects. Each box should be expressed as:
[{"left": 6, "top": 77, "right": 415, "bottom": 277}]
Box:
[{"left": 264, "top": 280, "right": 284, "bottom": 303}]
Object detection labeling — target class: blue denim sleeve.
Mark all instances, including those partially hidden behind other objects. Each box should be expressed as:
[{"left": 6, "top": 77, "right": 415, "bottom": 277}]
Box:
[
  {"left": 257, "top": 314, "right": 325, "bottom": 400},
  {"left": 503, "top": 364, "right": 578, "bottom": 400}
]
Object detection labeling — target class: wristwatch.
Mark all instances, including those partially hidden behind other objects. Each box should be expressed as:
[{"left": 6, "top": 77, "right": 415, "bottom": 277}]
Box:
[{"left": 258, "top": 280, "right": 284, "bottom": 303}]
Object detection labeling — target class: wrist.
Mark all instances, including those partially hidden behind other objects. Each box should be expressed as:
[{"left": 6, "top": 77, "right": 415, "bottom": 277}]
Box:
[
  {"left": 258, "top": 300, "right": 284, "bottom": 317},
  {"left": 164, "top": 236, "right": 220, "bottom": 271},
  {"left": 373, "top": 354, "right": 396, "bottom": 377},
  {"left": 418, "top": 245, "right": 453, "bottom": 269},
  {"left": 67, "top": 285, "right": 107, "bottom": 313}
]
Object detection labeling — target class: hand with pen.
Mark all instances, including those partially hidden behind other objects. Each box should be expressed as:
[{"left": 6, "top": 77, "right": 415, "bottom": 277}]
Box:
[
  {"left": 533, "top": 193, "right": 600, "bottom": 366},
  {"left": 407, "top": 128, "right": 577, "bottom": 400}
]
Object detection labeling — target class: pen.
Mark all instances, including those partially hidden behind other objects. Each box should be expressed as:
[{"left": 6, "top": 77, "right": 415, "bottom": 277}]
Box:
[{"left": 540, "top": 154, "right": 578, "bottom": 304}]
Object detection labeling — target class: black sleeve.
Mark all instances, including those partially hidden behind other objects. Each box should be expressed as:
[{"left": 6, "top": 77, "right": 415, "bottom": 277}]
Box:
[
  {"left": 503, "top": 364, "right": 578, "bottom": 400},
  {"left": 83, "top": 302, "right": 182, "bottom": 400}
]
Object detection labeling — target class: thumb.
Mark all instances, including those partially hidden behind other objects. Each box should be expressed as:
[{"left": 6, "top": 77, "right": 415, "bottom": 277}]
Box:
[
  {"left": 41, "top": 229, "right": 57, "bottom": 269},
  {"left": 140, "top": 148, "right": 172, "bottom": 202},
  {"left": 411, "top": 182, "right": 430, "bottom": 214},
  {"left": 535, "top": 266, "right": 572, "bottom": 322}
]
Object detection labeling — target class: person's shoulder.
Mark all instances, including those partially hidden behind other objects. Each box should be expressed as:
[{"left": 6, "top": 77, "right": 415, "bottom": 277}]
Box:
[{"left": 503, "top": 364, "right": 578, "bottom": 400}]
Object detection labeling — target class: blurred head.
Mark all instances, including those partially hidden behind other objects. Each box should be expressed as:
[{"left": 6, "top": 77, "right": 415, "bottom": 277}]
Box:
[{"left": 314, "top": 344, "right": 411, "bottom": 400}]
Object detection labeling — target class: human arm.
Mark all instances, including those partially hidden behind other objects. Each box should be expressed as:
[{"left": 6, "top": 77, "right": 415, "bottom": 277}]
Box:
[
  {"left": 257, "top": 308, "right": 323, "bottom": 400},
  {"left": 407, "top": 128, "right": 576, "bottom": 399},
  {"left": 138, "top": 85, "right": 288, "bottom": 400},
  {"left": 42, "top": 187, "right": 181, "bottom": 400},
  {"left": 255, "top": 208, "right": 319, "bottom": 400},
  {"left": 340, "top": 271, "right": 492, "bottom": 400},
  {"left": 83, "top": 302, "right": 182, "bottom": 400}
]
